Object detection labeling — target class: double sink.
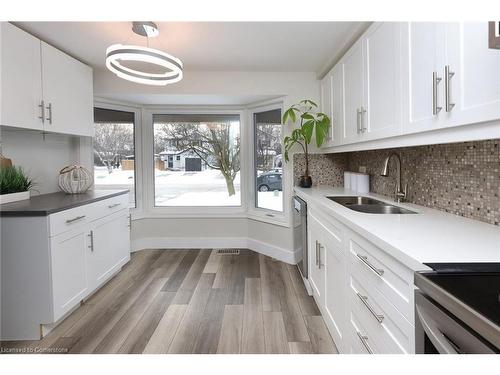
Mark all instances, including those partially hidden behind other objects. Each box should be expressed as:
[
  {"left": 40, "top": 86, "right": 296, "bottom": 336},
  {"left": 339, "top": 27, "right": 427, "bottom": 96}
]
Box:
[{"left": 327, "top": 196, "right": 417, "bottom": 214}]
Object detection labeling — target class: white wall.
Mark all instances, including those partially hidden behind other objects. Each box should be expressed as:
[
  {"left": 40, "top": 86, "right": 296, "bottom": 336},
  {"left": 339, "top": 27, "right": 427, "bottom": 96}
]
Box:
[
  {"left": 94, "top": 69, "right": 320, "bottom": 264},
  {"left": 0, "top": 128, "right": 80, "bottom": 195}
]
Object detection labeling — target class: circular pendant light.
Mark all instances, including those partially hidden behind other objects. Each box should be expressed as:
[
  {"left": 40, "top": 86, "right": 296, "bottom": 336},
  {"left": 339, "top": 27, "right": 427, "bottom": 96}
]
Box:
[{"left": 105, "top": 22, "right": 183, "bottom": 86}]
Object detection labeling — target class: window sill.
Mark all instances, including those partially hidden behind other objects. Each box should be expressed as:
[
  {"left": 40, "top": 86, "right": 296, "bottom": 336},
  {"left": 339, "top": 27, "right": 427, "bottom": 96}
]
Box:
[{"left": 246, "top": 210, "right": 289, "bottom": 228}]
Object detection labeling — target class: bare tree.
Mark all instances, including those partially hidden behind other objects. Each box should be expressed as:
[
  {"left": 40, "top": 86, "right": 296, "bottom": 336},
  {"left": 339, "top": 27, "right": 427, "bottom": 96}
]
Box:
[
  {"left": 93, "top": 123, "right": 133, "bottom": 173},
  {"left": 256, "top": 123, "right": 282, "bottom": 172},
  {"left": 157, "top": 122, "right": 240, "bottom": 196}
]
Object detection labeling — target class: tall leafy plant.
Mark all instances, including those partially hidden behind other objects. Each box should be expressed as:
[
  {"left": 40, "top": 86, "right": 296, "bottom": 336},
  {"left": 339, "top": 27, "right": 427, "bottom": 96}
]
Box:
[
  {"left": 0, "top": 166, "right": 35, "bottom": 195},
  {"left": 282, "top": 100, "right": 330, "bottom": 180}
]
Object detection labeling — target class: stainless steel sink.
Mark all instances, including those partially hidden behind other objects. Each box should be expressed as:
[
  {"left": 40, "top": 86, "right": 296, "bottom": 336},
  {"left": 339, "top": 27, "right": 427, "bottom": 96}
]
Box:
[{"left": 326, "top": 196, "right": 417, "bottom": 214}]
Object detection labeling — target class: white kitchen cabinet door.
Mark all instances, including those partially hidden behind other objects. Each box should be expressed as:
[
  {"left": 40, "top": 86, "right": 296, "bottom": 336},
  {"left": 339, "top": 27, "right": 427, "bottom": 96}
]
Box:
[
  {"left": 320, "top": 72, "right": 334, "bottom": 147},
  {"left": 87, "top": 210, "right": 130, "bottom": 291},
  {"left": 444, "top": 22, "right": 500, "bottom": 128},
  {"left": 341, "top": 39, "right": 364, "bottom": 144},
  {"left": 362, "top": 23, "right": 402, "bottom": 140},
  {"left": 308, "top": 214, "right": 325, "bottom": 306},
  {"left": 50, "top": 229, "right": 89, "bottom": 321},
  {"left": 0, "top": 22, "right": 43, "bottom": 130},
  {"left": 323, "top": 230, "right": 347, "bottom": 353},
  {"left": 330, "top": 64, "right": 344, "bottom": 146},
  {"left": 40, "top": 41, "right": 94, "bottom": 136},
  {"left": 401, "top": 22, "right": 446, "bottom": 134}
]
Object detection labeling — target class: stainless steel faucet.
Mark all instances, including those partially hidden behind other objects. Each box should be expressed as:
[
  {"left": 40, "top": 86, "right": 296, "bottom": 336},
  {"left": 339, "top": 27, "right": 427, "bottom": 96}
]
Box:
[{"left": 381, "top": 152, "right": 407, "bottom": 203}]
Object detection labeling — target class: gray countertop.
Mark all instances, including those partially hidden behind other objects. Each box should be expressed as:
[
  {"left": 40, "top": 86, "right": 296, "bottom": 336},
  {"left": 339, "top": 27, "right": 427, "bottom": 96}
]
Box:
[{"left": 0, "top": 190, "right": 129, "bottom": 217}]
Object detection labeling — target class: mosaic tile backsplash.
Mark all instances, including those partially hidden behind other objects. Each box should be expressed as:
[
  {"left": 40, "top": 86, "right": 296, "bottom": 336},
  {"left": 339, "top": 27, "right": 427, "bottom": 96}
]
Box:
[
  {"left": 293, "top": 139, "right": 500, "bottom": 226},
  {"left": 293, "top": 153, "right": 347, "bottom": 187}
]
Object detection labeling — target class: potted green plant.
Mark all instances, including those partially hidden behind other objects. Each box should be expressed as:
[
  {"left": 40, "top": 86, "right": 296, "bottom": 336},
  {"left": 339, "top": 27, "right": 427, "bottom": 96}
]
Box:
[
  {"left": 0, "top": 166, "right": 35, "bottom": 204},
  {"left": 283, "top": 99, "right": 331, "bottom": 187}
]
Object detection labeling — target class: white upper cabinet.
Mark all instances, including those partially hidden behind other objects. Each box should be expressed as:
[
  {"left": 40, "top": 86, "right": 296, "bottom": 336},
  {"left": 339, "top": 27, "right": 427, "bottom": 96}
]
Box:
[
  {"left": 341, "top": 39, "right": 365, "bottom": 144},
  {"left": 323, "top": 21, "right": 500, "bottom": 151},
  {"left": 330, "top": 64, "right": 344, "bottom": 146},
  {"left": 362, "top": 22, "right": 402, "bottom": 140},
  {"left": 320, "top": 72, "right": 333, "bottom": 146},
  {"left": 41, "top": 42, "right": 94, "bottom": 136},
  {"left": 0, "top": 22, "right": 43, "bottom": 130},
  {"left": 0, "top": 23, "right": 93, "bottom": 136},
  {"left": 401, "top": 22, "right": 445, "bottom": 134},
  {"left": 444, "top": 22, "right": 500, "bottom": 128}
]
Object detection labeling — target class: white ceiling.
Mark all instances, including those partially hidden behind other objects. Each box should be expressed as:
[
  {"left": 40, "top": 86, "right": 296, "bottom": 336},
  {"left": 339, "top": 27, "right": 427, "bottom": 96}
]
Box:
[{"left": 15, "top": 22, "right": 366, "bottom": 73}]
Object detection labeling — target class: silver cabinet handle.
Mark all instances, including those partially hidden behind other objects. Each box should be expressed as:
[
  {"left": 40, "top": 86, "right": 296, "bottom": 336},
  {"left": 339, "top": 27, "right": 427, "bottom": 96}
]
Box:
[
  {"left": 357, "top": 292, "right": 384, "bottom": 323},
  {"left": 444, "top": 65, "right": 455, "bottom": 112},
  {"left": 315, "top": 240, "right": 319, "bottom": 267},
  {"left": 38, "top": 100, "right": 45, "bottom": 124},
  {"left": 108, "top": 203, "right": 121, "bottom": 209},
  {"left": 432, "top": 71, "right": 442, "bottom": 115},
  {"left": 356, "top": 331, "right": 374, "bottom": 354},
  {"left": 356, "top": 108, "right": 361, "bottom": 133},
  {"left": 45, "top": 102, "right": 52, "bottom": 124},
  {"left": 88, "top": 230, "right": 94, "bottom": 252},
  {"left": 318, "top": 243, "right": 324, "bottom": 269},
  {"left": 128, "top": 214, "right": 132, "bottom": 228},
  {"left": 65, "top": 215, "right": 86, "bottom": 224},
  {"left": 356, "top": 253, "right": 384, "bottom": 276},
  {"left": 360, "top": 106, "right": 367, "bottom": 133}
]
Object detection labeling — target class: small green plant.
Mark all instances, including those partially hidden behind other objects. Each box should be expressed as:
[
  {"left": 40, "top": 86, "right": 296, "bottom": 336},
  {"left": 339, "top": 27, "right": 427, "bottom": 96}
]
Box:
[
  {"left": 282, "top": 99, "right": 331, "bottom": 179},
  {"left": 0, "top": 166, "right": 35, "bottom": 195}
]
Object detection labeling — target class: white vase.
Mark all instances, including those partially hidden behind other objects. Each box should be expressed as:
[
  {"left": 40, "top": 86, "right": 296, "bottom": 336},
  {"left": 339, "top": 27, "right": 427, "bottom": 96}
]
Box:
[{"left": 0, "top": 191, "right": 30, "bottom": 204}]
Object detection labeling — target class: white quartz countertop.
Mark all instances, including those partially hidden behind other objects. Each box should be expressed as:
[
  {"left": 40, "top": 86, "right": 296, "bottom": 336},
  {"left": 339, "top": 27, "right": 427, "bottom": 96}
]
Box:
[{"left": 294, "top": 186, "right": 500, "bottom": 271}]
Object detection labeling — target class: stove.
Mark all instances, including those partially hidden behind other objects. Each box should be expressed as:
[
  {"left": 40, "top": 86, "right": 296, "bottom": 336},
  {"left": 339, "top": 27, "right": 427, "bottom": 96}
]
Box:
[{"left": 414, "top": 263, "right": 500, "bottom": 354}]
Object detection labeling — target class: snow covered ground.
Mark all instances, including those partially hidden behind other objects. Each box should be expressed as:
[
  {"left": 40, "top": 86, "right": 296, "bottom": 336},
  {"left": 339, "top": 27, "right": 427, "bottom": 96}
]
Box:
[{"left": 94, "top": 166, "right": 282, "bottom": 211}]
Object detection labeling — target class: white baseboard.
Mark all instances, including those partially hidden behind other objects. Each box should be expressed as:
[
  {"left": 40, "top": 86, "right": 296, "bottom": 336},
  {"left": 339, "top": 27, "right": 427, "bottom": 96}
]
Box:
[{"left": 131, "top": 236, "right": 301, "bottom": 265}]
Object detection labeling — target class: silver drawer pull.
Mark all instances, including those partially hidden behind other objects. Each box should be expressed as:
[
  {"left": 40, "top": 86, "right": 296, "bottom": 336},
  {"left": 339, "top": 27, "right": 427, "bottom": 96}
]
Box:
[
  {"left": 357, "top": 292, "right": 384, "bottom": 323},
  {"left": 356, "top": 331, "right": 374, "bottom": 354},
  {"left": 88, "top": 230, "right": 94, "bottom": 252},
  {"left": 108, "top": 203, "right": 121, "bottom": 209},
  {"left": 66, "top": 215, "right": 86, "bottom": 224},
  {"left": 356, "top": 254, "right": 384, "bottom": 276}
]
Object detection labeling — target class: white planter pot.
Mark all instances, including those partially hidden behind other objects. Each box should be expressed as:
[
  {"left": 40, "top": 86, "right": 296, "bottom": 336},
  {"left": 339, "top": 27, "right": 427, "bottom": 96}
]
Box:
[{"left": 0, "top": 191, "right": 30, "bottom": 204}]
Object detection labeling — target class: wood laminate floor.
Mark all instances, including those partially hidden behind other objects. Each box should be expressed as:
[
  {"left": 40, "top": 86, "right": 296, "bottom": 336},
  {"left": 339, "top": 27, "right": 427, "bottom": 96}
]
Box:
[{"left": 1, "top": 249, "right": 337, "bottom": 354}]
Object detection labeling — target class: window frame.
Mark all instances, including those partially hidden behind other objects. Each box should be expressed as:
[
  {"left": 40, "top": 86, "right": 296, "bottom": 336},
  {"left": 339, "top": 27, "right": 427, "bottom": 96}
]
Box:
[
  {"left": 92, "top": 99, "right": 143, "bottom": 213},
  {"left": 143, "top": 107, "right": 248, "bottom": 217},
  {"left": 247, "top": 101, "right": 287, "bottom": 226}
]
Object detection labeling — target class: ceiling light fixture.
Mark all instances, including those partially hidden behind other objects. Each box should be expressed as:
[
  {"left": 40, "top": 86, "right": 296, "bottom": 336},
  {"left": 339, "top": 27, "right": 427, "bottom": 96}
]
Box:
[{"left": 106, "top": 22, "right": 183, "bottom": 86}]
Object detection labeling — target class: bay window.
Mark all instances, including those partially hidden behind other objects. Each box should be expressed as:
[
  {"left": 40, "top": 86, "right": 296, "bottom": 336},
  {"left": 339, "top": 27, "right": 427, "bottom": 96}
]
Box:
[
  {"left": 253, "top": 108, "right": 283, "bottom": 212},
  {"left": 152, "top": 114, "right": 241, "bottom": 207},
  {"left": 93, "top": 107, "right": 137, "bottom": 207}
]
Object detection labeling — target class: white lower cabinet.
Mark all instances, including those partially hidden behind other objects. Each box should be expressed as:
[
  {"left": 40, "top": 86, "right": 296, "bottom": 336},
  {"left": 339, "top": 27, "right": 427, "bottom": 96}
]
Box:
[
  {"left": 87, "top": 211, "right": 131, "bottom": 292},
  {"left": 308, "top": 205, "right": 415, "bottom": 354},
  {"left": 308, "top": 214, "right": 326, "bottom": 301},
  {"left": 50, "top": 229, "right": 89, "bottom": 321},
  {"left": 0, "top": 193, "right": 130, "bottom": 340}
]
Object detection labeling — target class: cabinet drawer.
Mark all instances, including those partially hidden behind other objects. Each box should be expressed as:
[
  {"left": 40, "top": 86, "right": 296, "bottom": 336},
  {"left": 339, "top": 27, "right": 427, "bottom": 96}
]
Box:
[
  {"left": 49, "top": 204, "right": 93, "bottom": 237},
  {"left": 349, "top": 308, "right": 379, "bottom": 354},
  {"left": 48, "top": 194, "right": 129, "bottom": 237},
  {"left": 349, "top": 274, "right": 414, "bottom": 353},
  {"left": 348, "top": 231, "right": 414, "bottom": 322},
  {"left": 93, "top": 193, "right": 129, "bottom": 218}
]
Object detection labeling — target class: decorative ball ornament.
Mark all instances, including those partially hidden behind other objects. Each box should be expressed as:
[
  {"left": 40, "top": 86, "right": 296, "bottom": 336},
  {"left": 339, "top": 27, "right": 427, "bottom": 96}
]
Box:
[{"left": 58, "top": 165, "right": 93, "bottom": 194}]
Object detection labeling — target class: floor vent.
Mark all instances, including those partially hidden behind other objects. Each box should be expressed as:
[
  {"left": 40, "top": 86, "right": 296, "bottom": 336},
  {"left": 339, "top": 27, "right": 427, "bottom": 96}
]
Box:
[{"left": 216, "top": 249, "right": 240, "bottom": 255}]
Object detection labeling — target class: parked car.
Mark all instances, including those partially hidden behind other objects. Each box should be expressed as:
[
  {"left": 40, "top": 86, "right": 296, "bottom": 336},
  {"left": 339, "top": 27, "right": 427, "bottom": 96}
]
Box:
[{"left": 257, "top": 171, "right": 282, "bottom": 192}]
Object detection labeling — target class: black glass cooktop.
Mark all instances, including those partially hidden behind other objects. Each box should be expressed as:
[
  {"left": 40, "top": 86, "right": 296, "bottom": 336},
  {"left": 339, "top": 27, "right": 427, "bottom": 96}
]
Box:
[{"left": 423, "top": 263, "right": 500, "bottom": 327}]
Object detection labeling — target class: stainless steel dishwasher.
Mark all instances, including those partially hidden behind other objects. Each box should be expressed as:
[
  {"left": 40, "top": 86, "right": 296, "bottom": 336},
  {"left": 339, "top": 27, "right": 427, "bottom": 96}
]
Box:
[{"left": 293, "top": 196, "right": 308, "bottom": 279}]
